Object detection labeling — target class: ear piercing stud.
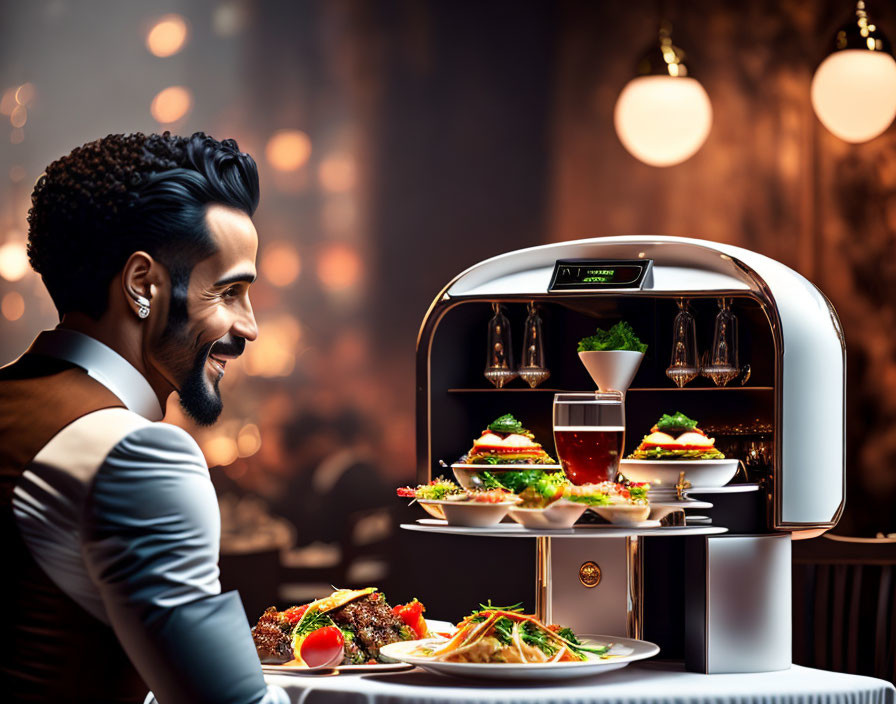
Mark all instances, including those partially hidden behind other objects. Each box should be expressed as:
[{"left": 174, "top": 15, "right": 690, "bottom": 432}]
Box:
[{"left": 135, "top": 295, "right": 151, "bottom": 319}]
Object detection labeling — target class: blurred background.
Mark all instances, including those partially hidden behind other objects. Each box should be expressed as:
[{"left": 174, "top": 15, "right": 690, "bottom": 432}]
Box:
[{"left": 1, "top": 0, "right": 895, "bottom": 642}]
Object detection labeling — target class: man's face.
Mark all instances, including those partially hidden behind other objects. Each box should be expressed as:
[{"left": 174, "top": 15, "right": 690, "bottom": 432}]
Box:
[{"left": 152, "top": 204, "right": 259, "bottom": 425}]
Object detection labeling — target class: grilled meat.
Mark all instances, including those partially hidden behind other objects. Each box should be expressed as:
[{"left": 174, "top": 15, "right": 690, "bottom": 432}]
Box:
[
  {"left": 329, "top": 594, "right": 412, "bottom": 661},
  {"left": 252, "top": 607, "right": 292, "bottom": 664}
]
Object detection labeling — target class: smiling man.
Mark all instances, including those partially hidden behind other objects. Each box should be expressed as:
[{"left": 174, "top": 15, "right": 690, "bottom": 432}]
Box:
[{"left": 0, "top": 133, "right": 287, "bottom": 704}]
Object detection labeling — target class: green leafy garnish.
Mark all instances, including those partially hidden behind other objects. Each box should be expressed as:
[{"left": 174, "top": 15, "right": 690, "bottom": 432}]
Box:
[
  {"left": 577, "top": 321, "right": 647, "bottom": 353},
  {"left": 293, "top": 607, "right": 336, "bottom": 637},
  {"left": 655, "top": 411, "right": 697, "bottom": 432},
  {"left": 478, "top": 469, "right": 562, "bottom": 495},
  {"left": 487, "top": 414, "right": 525, "bottom": 434},
  {"left": 415, "top": 476, "right": 464, "bottom": 500}
]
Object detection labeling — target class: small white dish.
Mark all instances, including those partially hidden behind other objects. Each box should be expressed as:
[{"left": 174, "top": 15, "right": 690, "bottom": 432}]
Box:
[
  {"left": 418, "top": 499, "right": 517, "bottom": 527},
  {"left": 588, "top": 503, "right": 651, "bottom": 524},
  {"left": 508, "top": 500, "right": 587, "bottom": 529},
  {"left": 619, "top": 458, "right": 738, "bottom": 489}
]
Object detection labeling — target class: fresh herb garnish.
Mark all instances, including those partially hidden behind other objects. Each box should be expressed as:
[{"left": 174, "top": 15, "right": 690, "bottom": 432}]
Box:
[
  {"left": 293, "top": 607, "right": 335, "bottom": 637},
  {"left": 655, "top": 411, "right": 698, "bottom": 432},
  {"left": 577, "top": 321, "right": 647, "bottom": 354},
  {"left": 487, "top": 414, "right": 525, "bottom": 434}
]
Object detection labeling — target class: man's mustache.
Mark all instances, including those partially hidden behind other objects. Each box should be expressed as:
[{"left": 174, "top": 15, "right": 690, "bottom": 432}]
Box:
[{"left": 209, "top": 336, "right": 246, "bottom": 358}]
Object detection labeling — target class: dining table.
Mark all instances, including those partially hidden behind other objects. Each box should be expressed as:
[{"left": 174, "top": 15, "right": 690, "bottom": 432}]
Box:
[{"left": 264, "top": 660, "right": 895, "bottom": 704}]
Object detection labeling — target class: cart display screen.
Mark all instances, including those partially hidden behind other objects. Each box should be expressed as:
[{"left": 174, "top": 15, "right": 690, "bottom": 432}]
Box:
[{"left": 549, "top": 259, "right": 651, "bottom": 290}]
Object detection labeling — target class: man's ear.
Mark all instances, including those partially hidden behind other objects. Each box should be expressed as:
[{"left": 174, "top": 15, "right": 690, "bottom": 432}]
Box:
[{"left": 121, "top": 251, "right": 160, "bottom": 316}]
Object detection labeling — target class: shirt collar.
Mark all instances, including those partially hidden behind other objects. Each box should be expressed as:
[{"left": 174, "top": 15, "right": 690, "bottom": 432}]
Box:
[{"left": 25, "top": 328, "right": 164, "bottom": 421}]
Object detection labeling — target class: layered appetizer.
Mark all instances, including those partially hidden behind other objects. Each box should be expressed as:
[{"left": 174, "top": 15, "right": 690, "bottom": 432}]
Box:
[
  {"left": 627, "top": 412, "right": 724, "bottom": 460},
  {"left": 252, "top": 588, "right": 425, "bottom": 667},
  {"left": 459, "top": 414, "right": 558, "bottom": 465}
]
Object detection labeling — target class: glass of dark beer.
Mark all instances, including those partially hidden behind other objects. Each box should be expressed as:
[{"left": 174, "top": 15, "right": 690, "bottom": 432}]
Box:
[{"left": 553, "top": 392, "right": 625, "bottom": 485}]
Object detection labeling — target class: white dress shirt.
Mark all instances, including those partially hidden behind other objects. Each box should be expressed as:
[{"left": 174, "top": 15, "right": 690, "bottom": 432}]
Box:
[{"left": 12, "top": 329, "right": 288, "bottom": 704}]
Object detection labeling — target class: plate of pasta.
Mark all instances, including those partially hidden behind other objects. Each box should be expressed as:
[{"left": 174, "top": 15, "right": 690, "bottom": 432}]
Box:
[{"left": 378, "top": 603, "right": 658, "bottom": 680}]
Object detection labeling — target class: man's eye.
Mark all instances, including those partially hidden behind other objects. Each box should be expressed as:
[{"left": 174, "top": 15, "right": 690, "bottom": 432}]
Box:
[{"left": 222, "top": 287, "right": 240, "bottom": 298}]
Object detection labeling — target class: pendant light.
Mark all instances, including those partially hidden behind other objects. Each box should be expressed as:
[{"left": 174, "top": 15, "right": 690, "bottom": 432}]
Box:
[
  {"left": 614, "top": 22, "right": 713, "bottom": 167},
  {"left": 811, "top": 1, "right": 896, "bottom": 143}
]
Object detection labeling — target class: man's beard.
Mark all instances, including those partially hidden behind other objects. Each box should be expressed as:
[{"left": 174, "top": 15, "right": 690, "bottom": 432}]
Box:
[
  {"left": 157, "top": 275, "right": 242, "bottom": 426},
  {"left": 178, "top": 340, "right": 223, "bottom": 426}
]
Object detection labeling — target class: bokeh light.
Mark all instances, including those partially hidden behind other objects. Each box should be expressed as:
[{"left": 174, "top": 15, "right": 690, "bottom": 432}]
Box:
[
  {"left": 237, "top": 423, "right": 262, "bottom": 457},
  {"left": 10, "top": 128, "right": 24, "bottom": 145},
  {"left": 0, "top": 240, "right": 30, "bottom": 281},
  {"left": 318, "top": 153, "right": 357, "bottom": 192},
  {"left": 317, "top": 243, "right": 362, "bottom": 291},
  {"left": 9, "top": 165, "right": 25, "bottom": 182},
  {"left": 265, "top": 130, "right": 312, "bottom": 172},
  {"left": 150, "top": 86, "right": 192, "bottom": 123},
  {"left": 146, "top": 14, "right": 189, "bottom": 58},
  {"left": 260, "top": 241, "right": 301, "bottom": 287},
  {"left": 1, "top": 292, "right": 25, "bottom": 321},
  {"left": 204, "top": 435, "right": 239, "bottom": 467},
  {"left": 14, "top": 83, "right": 35, "bottom": 105},
  {"left": 243, "top": 315, "right": 302, "bottom": 377},
  {"left": 10, "top": 105, "right": 26, "bottom": 128}
]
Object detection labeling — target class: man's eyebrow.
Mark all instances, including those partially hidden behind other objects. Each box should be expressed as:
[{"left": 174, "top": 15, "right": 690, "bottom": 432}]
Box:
[{"left": 213, "top": 272, "right": 256, "bottom": 287}]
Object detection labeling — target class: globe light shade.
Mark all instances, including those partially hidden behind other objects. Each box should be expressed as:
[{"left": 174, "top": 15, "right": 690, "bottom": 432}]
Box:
[
  {"left": 811, "top": 49, "right": 896, "bottom": 143},
  {"left": 614, "top": 75, "right": 713, "bottom": 167}
]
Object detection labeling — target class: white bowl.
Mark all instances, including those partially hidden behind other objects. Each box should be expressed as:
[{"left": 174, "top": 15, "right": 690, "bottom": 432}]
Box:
[
  {"left": 507, "top": 501, "right": 587, "bottom": 529},
  {"left": 578, "top": 350, "right": 644, "bottom": 393},
  {"left": 418, "top": 499, "right": 516, "bottom": 527},
  {"left": 619, "top": 458, "right": 738, "bottom": 489},
  {"left": 588, "top": 503, "right": 651, "bottom": 524}
]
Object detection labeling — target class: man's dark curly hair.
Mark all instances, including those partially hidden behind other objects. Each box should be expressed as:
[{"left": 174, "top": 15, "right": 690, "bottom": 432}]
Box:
[{"left": 27, "top": 131, "right": 259, "bottom": 320}]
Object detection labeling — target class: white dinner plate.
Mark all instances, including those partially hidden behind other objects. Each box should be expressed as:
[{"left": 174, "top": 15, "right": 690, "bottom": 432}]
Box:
[
  {"left": 379, "top": 634, "right": 659, "bottom": 681},
  {"left": 262, "top": 661, "right": 413, "bottom": 675}
]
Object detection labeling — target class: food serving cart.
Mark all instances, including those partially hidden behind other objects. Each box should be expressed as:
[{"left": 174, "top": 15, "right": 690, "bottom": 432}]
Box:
[{"left": 265, "top": 237, "right": 894, "bottom": 701}]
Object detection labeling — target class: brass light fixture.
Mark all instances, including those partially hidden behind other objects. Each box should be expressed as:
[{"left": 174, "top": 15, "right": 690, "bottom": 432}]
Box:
[
  {"left": 614, "top": 21, "right": 713, "bottom": 167},
  {"left": 811, "top": 1, "right": 896, "bottom": 143}
]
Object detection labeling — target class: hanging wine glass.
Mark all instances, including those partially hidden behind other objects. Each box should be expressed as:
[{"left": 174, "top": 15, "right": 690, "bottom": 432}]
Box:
[
  {"left": 484, "top": 302, "right": 517, "bottom": 388},
  {"left": 519, "top": 302, "right": 550, "bottom": 388},
  {"left": 702, "top": 298, "right": 739, "bottom": 386},
  {"left": 666, "top": 298, "right": 698, "bottom": 387}
]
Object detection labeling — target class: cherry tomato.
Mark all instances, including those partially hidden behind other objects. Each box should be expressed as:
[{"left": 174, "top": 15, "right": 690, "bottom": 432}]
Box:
[
  {"left": 300, "top": 626, "right": 345, "bottom": 668},
  {"left": 283, "top": 604, "right": 309, "bottom": 625}
]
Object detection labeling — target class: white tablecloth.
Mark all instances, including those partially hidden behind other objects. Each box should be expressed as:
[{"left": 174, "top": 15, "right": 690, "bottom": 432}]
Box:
[{"left": 265, "top": 662, "right": 895, "bottom": 704}]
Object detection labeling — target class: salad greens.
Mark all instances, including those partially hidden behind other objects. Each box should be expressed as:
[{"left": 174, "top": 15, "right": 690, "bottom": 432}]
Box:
[
  {"left": 487, "top": 414, "right": 525, "bottom": 434},
  {"left": 577, "top": 321, "right": 647, "bottom": 354},
  {"left": 479, "top": 468, "right": 568, "bottom": 501},
  {"left": 655, "top": 411, "right": 698, "bottom": 432}
]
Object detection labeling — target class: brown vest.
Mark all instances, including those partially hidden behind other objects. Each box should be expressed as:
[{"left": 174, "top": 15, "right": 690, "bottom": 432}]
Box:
[{"left": 0, "top": 353, "right": 148, "bottom": 703}]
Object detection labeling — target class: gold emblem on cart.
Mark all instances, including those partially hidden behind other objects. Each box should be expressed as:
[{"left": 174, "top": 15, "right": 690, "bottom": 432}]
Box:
[{"left": 578, "top": 561, "right": 602, "bottom": 588}]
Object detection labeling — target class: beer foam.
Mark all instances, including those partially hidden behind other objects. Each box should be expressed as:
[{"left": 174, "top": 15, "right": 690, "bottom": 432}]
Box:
[{"left": 553, "top": 426, "right": 626, "bottom": 432}]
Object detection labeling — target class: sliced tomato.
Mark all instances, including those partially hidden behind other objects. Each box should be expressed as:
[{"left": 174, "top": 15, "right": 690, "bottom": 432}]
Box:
[
  {"left": 393, "top": 599, "right": 428, "bottom": 639},
  {"left": 282, "top": 604, "right": 309, "bottom": 625},
  {"left": 299, "top": 626, "right": 345, "bottom": 668}
]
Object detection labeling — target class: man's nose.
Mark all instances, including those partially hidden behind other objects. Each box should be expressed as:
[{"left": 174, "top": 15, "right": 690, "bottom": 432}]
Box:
[{"left": 233, "top": 299, "right": 258, "bottom": 342}]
